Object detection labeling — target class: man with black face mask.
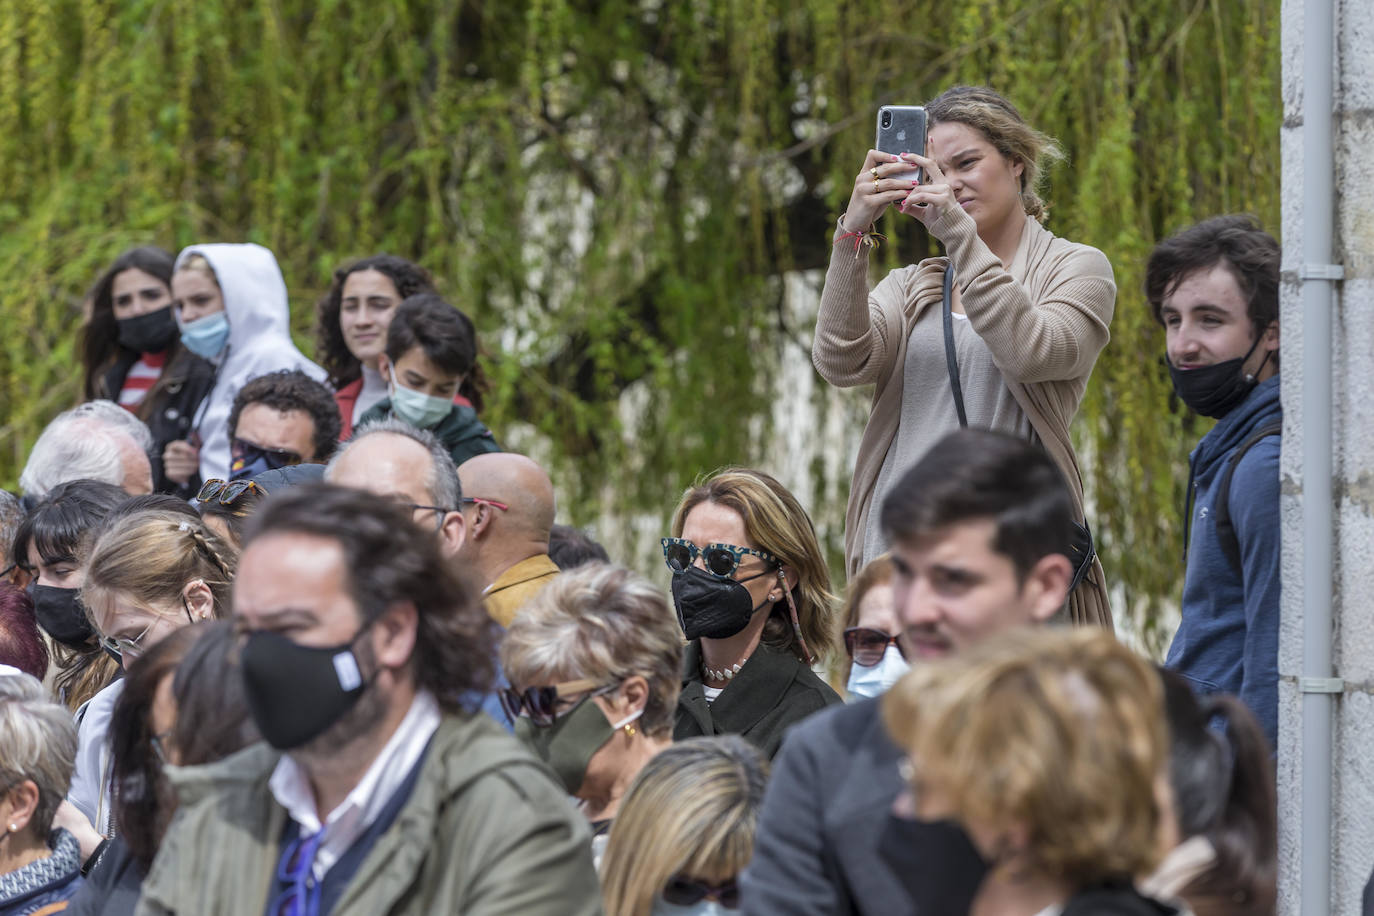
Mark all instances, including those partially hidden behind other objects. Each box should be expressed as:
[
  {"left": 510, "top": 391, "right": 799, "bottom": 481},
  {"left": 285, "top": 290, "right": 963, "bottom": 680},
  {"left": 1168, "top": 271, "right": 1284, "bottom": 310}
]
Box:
[
  {"left": 138, "top": 485, "right": 601, "bottom": 916},
  {"left": 1145, "top": 214, "right": 1282, "bottom": 750}
]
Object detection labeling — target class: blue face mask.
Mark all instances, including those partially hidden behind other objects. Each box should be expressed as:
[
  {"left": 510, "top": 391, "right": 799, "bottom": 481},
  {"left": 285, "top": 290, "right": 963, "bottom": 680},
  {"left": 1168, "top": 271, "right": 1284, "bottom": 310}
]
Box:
[
  {"left": 651, "top": 900, "right": 729, "bottom": 916},
  {"left": 390, "top": 380, "right": 453, "bottom": 429},
  {"left": 846, "top": 644, "right": 911, "bottom": 699},
  {"left": 179, "top": 311, "right": 230, "bottom": 359}
]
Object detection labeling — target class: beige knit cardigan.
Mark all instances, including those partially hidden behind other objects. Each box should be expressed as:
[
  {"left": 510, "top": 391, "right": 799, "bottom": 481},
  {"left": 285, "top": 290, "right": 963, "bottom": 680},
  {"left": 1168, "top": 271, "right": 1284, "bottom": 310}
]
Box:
[{"left": 812, "top": 206, "right": 1116, "bottom": 628}]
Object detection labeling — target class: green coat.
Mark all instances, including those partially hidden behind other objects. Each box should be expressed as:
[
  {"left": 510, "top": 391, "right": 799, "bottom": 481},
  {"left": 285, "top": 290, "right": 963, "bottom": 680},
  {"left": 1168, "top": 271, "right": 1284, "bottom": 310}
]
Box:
[
  {"left": 356, "top": 399, "right": 501, "bottom": 469},
  {"left": 674, "top": 641, "right": 842, "bottom": 759},
  {"left": 136, "top": 713, "right": 603, "bottom": 916}
]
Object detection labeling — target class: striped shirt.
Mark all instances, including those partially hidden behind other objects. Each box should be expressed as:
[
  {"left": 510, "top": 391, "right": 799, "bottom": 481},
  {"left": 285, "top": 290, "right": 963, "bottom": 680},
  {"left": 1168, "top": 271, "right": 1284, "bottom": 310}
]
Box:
[{"left": 117, "top": 350, "right": 167, "bottom": 410}]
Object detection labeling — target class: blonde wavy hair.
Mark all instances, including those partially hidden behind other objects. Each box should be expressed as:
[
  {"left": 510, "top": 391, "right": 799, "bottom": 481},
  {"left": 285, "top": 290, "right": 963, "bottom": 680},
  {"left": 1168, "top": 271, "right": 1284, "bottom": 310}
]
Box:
[
  {"left": 671, "top": 467, "right": 837, "bottom": 665},
  {"left": 883, "top": 627, "right": 1166, "bottom": 888},
  {"left": 826, "top": 553, "right": 894, "bottom": 693},
  {"left": 82, "top": 510, "right": 237, "bottom": 623},
  {"left": 601, "top": 736, "right": 769, "bottom": 916},
  {"left": 501, "top": 563, "right": 683, "bottom": 738},
  {"left": 926, "top": 85, "right": 1065, "bottom": 222}
]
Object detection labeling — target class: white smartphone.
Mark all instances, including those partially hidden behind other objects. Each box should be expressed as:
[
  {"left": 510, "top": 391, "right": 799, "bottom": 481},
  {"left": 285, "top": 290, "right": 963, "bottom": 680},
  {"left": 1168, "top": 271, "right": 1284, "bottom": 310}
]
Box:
[{"left": 875, "top": 105, "right": 927, "bottom": 183}]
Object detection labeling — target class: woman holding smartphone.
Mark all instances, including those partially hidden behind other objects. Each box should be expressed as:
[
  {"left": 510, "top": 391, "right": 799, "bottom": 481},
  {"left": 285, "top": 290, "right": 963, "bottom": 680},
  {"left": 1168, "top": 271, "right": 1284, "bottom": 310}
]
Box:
[{"left": 813, "top": 85, "right": 1114, "bottom": 627}]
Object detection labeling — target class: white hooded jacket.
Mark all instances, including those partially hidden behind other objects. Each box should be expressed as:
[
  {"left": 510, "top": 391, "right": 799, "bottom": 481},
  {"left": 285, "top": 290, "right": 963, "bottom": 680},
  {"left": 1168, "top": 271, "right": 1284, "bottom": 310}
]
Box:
[{"left": 176, "top": 243, "right": 328, "bottom": 482}]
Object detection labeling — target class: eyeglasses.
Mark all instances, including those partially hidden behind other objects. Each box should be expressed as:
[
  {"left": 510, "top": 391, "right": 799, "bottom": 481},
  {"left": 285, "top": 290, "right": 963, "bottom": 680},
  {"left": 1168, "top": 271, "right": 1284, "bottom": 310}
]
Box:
[
  {"left": 499, "top": 678, "right": 618, "bottom": 728},
  {"left": 268, "top": 829, "right": 324, "bottom": 916},
  {"left": 843, "top": 627, "right": 906, "bottom": 667},
  {"left": 197, "top": 478, "right": 264, "bottom": 507},
  {"left": 660, "top": 537, "right": 780, "bottom": 580},
  {"left": 662, "top": 875, "right": 741, "bottom": 909},
  {"left": 99, "top": 597, "right": 197, "bottom": 662},
  {"left": 402, "top": 503, "right": 452, "bottom": 533},
  {"left": 459, "top": 496, "right": 509, "bottom": 511},
  {"left": 230, "top": 437, "right": 302, "bottom": 472}
]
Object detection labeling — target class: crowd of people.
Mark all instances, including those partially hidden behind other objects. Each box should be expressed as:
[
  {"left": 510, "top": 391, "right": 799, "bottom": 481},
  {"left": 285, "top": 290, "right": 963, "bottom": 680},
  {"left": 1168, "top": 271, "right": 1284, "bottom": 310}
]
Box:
[{"left": 0, "top": 84, "right": 1295, "bottom": 915}]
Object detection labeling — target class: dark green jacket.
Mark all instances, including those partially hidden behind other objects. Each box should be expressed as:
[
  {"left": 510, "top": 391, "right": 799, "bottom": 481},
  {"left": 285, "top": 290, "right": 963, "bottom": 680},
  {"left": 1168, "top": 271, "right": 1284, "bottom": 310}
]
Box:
[
  {"left": 674, "top": 641, "right": 842, "bottom": 759},
  {"left": 136, "top": 713, "right": 603, "bottom": 916},
  {"left": 357, "top": 399, "right": 501, "bottom": 468}
]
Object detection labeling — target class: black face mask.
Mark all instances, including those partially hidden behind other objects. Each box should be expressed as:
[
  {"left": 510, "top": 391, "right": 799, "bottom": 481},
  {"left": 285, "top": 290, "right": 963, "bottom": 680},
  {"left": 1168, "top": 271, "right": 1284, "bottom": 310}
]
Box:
[
  {"left": 30, "top": 584, "right": 95, "bottom": 648},
  {"left": 878, "top": 815, "right": 990, "bottom": 915},
  {"left": 1168, "top": 335, "right": 1270, "bottom": 419},
  {"left": 239, "top": 625, "right": 373, "bottom": 750},
  {"left": 671, "top": 566, "right": 773, "bottom": 640},
  {"left": 116, "top": 305, "right": 179, "bottom": 354}
]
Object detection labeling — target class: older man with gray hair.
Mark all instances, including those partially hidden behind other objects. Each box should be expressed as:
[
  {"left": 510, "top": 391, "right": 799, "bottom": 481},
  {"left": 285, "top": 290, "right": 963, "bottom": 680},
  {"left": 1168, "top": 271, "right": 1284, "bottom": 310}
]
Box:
[{"left": 19, "top": 400, "right": 154, "bottom": 498}]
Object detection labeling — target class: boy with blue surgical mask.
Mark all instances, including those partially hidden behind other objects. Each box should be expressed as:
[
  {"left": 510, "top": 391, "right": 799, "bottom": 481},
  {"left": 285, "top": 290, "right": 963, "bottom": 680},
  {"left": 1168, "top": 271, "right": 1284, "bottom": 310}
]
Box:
[{"left": 355, "top": 293, "right": 501, "bottom": 468}]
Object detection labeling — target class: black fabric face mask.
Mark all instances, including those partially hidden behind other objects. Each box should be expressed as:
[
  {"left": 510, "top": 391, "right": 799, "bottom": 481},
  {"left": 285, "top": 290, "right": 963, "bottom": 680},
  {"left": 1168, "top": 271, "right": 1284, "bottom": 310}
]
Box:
[
  {"left": 671, "top": 566, "right": 772, "bottom": 640},
  {"left": 116, "top": 305, "right": 179, "bottom": 354},
  {"left": 239, "top": 626, "right": 372, "bottom": 750},
  {"left": 1168, "top": 335, "right": 1269, "bottom": 419},
  {"left": 30, "top": 584, "right": 95, "bottom": 648}
]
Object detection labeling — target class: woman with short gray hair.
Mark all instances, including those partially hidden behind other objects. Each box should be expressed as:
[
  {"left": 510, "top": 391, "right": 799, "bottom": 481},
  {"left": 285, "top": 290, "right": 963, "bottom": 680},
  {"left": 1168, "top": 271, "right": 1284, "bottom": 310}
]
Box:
[
  {"left": 0, "top": 673, "right": 85, "bottom": 912},
  {"left": 501, "top": 564, "right": 684, "bottom": 862}
]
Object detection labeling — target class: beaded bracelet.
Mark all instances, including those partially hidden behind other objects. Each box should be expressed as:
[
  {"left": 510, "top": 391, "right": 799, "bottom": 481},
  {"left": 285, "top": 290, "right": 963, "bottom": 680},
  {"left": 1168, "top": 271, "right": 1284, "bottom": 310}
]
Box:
[{"left": 835, "top": 214, "right": 886, "bottom": 260}]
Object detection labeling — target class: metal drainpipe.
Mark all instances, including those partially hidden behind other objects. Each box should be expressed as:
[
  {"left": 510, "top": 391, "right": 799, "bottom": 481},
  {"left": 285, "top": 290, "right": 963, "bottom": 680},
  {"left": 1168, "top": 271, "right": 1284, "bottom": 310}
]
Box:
[{"left": 1297, "top": 0, "right": 1343, "bottom": 912}]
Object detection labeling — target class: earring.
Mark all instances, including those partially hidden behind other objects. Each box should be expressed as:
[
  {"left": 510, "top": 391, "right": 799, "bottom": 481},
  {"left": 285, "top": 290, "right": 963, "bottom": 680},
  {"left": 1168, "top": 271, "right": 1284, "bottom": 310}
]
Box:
[
  {"left": 7, "top": 824, "right": 16, "bottom": 833},
  {"left": 623, "top": 723, "right": 637, "bottom": 737}
]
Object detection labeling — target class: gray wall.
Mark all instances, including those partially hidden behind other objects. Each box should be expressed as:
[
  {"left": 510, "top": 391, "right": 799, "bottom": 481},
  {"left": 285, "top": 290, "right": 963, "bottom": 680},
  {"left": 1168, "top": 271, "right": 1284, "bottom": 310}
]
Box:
[{"left": 1279, "top": 0, "right": 1374, "bottom": 911}]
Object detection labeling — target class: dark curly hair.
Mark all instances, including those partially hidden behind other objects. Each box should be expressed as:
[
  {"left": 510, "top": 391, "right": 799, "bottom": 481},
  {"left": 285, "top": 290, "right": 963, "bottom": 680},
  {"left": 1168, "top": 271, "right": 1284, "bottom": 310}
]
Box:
[
  {"left": 81, "top": 246, "right": 178, "bottom": 401},
  {"left": 243, "top": 484, "right": 498, "bottom": 714},
  {"left": 314, "top": 255, "right": 437, "bottom": 389},
  {"left": 386, "top": 293, "right": 489, "bottom": 413},
  {"left": 228, "top": 369, "right": 342, "bottom": 463}
]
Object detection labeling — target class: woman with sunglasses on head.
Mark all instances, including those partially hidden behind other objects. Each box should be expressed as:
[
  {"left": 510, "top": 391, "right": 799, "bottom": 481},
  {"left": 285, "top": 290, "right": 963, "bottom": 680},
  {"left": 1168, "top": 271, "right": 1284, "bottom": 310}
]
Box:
[
  {"left": 827, "top": 554, "right": 908, "bottom": 699},
  {"left": 80, "top": 247, "right": 217, "bottom": 497},
  {"left": 66, "top": 510, "right": 236, "bottom": 841},
  {"left": 664, "top": 468, "right": 840, "bottom": 759},
  {"left": 194, "top": 464, "right": 325, "bottom": 551},
  {"left": 814, "top": 86, "right": 1114, "bottom": 627},
  {"left": 500, "top": 563, "right": 683, "bottom": 865},
  {"left": 601, "top": 735, "right": 768, "bottom": 916}
]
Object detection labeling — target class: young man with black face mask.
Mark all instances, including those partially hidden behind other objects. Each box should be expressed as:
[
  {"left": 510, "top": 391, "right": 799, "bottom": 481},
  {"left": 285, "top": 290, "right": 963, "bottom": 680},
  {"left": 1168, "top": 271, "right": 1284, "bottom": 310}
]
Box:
[
  {"left": 741, "top": 428, "right": 1080, "bottom": 916},
  {"left": 138, "top": 485, "right": 602, "bottom": 916},
  {"left": 1145, "top": 214, "right": 1282, "bottom": 750}
]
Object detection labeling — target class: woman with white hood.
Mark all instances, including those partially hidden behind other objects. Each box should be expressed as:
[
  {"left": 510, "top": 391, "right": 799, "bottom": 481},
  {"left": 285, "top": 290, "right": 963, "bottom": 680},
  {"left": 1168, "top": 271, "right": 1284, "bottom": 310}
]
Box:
[{"left": 160, "top": 244, "right": 328, "bottom": 488}]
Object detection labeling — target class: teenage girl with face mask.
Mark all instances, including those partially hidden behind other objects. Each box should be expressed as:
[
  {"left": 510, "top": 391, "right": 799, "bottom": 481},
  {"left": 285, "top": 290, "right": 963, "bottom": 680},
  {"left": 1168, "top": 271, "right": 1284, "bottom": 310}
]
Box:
[
  {"left": 664, "top": 468, "right": 841, "bottom": 759},
  {"left": 814, "top": 85, "right": 1115, "bottom": 628}
]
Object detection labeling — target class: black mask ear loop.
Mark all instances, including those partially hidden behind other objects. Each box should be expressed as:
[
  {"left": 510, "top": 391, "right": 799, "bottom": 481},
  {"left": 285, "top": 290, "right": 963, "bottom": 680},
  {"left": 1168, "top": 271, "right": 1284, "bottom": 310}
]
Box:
[{"left": 776, "top": 569, "right": 813, "bottom": 665}]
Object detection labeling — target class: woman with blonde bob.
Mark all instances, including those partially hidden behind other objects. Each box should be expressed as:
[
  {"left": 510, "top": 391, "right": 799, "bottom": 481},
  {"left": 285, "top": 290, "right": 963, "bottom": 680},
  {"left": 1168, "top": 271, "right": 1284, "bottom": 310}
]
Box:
[
  {"left": 601, "top": 735, "right": 768, "bottom": 916},
  {"left": 664, "top": 468, "right": 840, "bottom": 758},
  {"left": 884, "top": 628, "right": 1183, "bottom": 916},
  {"left": 66, "top": 510, "right": 236, "bottom": 838},
  {"left": 501, "top": 563, "right": 684, "bottom": 857},
  {"left": 814, "top": 85, "right": 1113, "bottom": 627}
]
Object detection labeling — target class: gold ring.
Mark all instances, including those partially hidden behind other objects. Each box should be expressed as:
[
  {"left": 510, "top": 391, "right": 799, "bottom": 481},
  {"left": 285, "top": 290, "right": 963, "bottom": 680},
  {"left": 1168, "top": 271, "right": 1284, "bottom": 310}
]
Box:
[
  {"left": 870, "top": 167, "right": 880, "bottom": 180},
  {"left": 873, "top": 179, "right": 881, "bottom": 193}
]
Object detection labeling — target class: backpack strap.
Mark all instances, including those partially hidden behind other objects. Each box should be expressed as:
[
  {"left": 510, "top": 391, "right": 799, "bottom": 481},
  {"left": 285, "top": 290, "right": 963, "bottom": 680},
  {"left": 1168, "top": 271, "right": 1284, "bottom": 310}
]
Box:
[
  {"left": 1213, "top": 420, "right": 1282, "bottom": 575},
  {"left": 940, "top": 266, "right": 968, "bottom": 428}
]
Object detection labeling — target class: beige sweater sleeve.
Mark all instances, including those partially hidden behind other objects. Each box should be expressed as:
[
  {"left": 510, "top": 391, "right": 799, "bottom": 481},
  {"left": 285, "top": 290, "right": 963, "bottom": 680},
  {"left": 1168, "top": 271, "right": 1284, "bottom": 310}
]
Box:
[
  {"left": 931, "top": 206, "right": 1116, "bottom": 384},
  {"left": 810, "top": 222, "right": 912, "bottom": 389}
]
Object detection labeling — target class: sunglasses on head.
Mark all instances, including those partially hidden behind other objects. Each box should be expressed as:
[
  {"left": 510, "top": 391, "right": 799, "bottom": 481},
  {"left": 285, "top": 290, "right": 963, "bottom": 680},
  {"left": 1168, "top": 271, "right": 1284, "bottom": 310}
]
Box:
[
  {"left": 843, "top": 627, "right": 906, "bottom": 667},
  {"left": 660, "top": 537, "right": 779, "bottom": 580},
  {"left": 499, "top": 678, "right": 618, "bottom": 728},
  {"left": 662, "top": 875, "right": 740, "bottom": 909},
  {"left": 196, "top": 478, "right": 264, "bottom": 508},
  {"left": 230, "top": 437, "right": 302, "bottom": 472}
]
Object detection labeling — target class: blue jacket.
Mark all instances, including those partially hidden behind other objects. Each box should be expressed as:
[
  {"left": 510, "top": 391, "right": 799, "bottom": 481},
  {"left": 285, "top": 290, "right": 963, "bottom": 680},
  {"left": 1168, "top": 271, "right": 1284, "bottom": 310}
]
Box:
[{"left": 1166, "top": 375, "right": 1281, "bottom": 748}]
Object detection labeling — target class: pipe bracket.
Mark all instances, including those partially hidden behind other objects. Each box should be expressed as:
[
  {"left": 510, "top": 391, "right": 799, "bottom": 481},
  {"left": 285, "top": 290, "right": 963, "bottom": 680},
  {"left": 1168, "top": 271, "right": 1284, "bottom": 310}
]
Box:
[
  {"left": 1299, "top": 677, "right": 1344, "bottom": 694},
  {"left": 1299, "top": 263, "right": 1345, "bottom": 280}
]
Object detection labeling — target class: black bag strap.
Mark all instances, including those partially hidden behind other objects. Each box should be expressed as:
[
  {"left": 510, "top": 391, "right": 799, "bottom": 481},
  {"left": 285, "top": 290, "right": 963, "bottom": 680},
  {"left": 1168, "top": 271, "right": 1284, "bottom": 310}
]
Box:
[
  {"left": 941, "top": 266, "right": 968, "bottom": 428},
  {"left": 1212, "top": 419, "right": 1282, "bottom": 575}
]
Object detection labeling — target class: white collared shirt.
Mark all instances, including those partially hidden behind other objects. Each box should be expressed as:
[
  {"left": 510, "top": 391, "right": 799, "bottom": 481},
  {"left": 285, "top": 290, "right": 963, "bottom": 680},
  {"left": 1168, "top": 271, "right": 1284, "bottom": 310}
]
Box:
[{"left": 268, "top": 690, "right": 441, "bottom": 880}]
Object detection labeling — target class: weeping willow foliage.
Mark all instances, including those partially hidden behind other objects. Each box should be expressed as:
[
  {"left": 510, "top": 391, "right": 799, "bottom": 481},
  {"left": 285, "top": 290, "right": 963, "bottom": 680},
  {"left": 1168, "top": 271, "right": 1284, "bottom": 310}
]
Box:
[{"left": 0, "top": 0, "right": 1277, "bottom": 648}]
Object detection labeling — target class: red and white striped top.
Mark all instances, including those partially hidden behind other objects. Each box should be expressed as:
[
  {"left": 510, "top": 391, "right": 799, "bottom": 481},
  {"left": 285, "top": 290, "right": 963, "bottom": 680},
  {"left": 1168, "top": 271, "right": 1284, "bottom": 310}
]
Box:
[{"left": 118, "top": 351, "right": 167, "bottom": 411}]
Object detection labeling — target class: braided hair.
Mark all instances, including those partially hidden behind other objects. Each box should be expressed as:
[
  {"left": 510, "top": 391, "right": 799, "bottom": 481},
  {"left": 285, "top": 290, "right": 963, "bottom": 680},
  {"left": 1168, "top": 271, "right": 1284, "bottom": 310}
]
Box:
[{"left": 83, "top": 510, "right": 238, "bottom": 622}]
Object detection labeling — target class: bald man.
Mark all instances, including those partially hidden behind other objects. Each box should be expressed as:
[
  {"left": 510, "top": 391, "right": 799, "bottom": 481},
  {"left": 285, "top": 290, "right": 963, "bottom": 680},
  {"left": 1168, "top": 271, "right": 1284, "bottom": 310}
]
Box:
[{"left": 455, "top": 452, "right": 559, "bottom": 627}]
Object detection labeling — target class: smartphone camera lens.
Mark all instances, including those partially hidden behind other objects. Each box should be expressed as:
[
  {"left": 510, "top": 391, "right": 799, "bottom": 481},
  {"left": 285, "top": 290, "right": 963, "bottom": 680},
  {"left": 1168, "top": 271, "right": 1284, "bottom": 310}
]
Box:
[{"left": 880, "top": 111, "right": 892, "bottom": 129}]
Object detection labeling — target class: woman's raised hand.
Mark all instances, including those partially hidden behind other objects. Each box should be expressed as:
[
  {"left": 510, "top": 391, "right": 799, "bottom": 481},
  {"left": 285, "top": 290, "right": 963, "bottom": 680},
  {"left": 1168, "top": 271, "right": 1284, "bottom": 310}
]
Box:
[
  {"left": 895, "top": 150, "right": 960, "bottom": 236},
  {"left": 842, "top": 150, "right": 923, "bottom": 231}
]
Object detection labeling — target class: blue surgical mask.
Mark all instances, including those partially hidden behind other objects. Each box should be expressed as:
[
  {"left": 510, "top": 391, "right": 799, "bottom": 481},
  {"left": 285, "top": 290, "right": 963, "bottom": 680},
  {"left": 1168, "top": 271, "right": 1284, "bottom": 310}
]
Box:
[
  {"left": 846, "top": 644, "right": 910, "bottom": 699},
  {"left": 389, "top": 380, "right": 453, "bottom": 429},
  {"left": 179, "top": 311, "right": 230, "bottom": 359}
]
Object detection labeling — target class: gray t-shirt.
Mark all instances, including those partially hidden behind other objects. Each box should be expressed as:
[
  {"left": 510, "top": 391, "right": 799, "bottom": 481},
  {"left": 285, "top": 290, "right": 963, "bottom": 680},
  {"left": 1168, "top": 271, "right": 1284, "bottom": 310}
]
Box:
[{"left": 861, "top": 303, "right": 1035, "bottom": 565}]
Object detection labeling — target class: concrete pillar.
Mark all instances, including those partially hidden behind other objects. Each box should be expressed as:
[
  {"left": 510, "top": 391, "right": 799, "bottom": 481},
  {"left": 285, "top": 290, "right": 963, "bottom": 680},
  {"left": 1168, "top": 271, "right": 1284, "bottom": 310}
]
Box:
[{"left": 1278, "top": 0, "right": 1374, "bottom": 912}]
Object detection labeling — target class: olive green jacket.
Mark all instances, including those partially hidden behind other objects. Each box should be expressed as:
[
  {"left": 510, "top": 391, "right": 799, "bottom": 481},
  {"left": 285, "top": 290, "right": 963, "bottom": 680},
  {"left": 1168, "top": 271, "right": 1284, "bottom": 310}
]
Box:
[
  {"left": 136, "top": 713, "right": 603, "bottom": 916},
  {"left": 674, "top": 641, "right": 842, "bottom": 759}
]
